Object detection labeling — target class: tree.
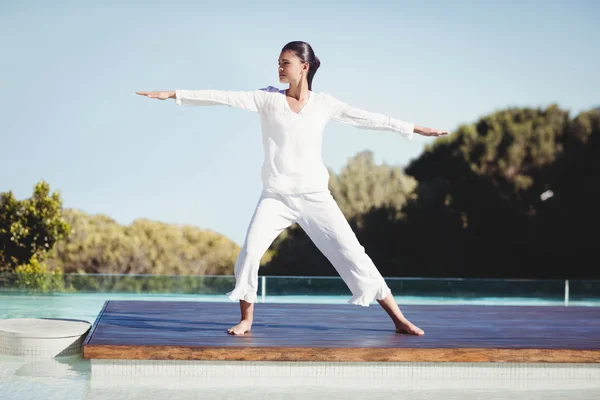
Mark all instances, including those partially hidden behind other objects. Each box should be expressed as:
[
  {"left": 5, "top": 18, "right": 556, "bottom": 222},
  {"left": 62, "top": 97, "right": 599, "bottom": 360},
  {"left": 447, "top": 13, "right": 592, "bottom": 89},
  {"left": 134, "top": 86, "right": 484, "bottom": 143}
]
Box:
[
  {"left": 46, "top": 209, "right": 257, "bottom": 276},
  {"left": 528, "top": 107, "right": 600, "bottom": 277},
  {"left": 403, "top": 104, "right": 593, "bottom": 278},
  {"left": 0, "top": 181, "right": 71, "bottom": 272},
  {"left": 329, "top": 150, "right": 417, "bottom": 225}
]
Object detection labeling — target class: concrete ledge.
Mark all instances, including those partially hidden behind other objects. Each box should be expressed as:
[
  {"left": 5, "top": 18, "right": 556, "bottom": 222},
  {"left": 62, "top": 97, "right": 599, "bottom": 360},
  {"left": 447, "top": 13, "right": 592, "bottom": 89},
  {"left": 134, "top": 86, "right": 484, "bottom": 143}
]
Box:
[
  {"left": 88, "top": 360, "right": 600, "bottom": 391},
  {"left": 0, "top": 318, "right": 91, "bottom": 358}
]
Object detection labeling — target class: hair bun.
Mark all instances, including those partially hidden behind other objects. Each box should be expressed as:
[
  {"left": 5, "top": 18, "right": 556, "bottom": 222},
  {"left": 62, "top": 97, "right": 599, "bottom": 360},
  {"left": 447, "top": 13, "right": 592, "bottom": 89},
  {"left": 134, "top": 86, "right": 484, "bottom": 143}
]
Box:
[{"left": 313, "top": 56, "right": 321, "bottom": 69}]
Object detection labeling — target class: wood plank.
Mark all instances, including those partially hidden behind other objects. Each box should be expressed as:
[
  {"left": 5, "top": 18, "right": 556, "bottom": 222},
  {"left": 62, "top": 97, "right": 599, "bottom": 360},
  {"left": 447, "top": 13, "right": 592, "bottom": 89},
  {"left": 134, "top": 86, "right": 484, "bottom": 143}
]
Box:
[
  {"left": 82, "top": 300, "right": 600, "bottom": 363},
  {"left": 82, "top": 299, "right": 108, "bottom": 346},
  {"left": 83, "top": 345, "right": 600, "bottom": 363}
]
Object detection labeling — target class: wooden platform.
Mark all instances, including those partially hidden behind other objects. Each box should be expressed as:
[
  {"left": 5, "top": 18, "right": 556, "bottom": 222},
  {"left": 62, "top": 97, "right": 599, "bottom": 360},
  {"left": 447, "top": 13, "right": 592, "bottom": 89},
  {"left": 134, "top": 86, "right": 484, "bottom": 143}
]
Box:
[{"left": 82, "top": 300, "right": 600, "bottom": 363}]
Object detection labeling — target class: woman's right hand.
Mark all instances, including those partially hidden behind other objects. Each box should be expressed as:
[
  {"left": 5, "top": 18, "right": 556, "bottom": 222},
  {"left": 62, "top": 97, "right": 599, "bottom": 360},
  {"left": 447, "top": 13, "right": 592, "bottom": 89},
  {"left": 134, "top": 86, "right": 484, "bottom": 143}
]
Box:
[{"left": 135, "top": 90, "right": 175, "bottom": 100}]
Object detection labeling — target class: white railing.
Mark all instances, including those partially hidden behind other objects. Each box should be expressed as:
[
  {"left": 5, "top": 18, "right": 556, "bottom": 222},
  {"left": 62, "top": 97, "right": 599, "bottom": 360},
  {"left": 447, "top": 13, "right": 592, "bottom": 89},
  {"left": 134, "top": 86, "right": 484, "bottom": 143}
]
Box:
[{"left": 1, "top": 274, "right": 597, "bottom": 306}]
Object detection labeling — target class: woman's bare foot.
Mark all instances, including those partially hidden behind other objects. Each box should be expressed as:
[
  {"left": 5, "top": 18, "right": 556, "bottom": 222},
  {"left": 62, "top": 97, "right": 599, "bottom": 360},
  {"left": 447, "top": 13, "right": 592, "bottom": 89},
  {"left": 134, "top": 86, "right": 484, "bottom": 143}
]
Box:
[
  {"left": 395, "top": 319, "right": 424, "bottom": 335},
  {"left": 376, "top": 293, "right": 424, "bottom": 335},
  {"left": 227, "top": 319, "right": 252, "bottom": 335}
]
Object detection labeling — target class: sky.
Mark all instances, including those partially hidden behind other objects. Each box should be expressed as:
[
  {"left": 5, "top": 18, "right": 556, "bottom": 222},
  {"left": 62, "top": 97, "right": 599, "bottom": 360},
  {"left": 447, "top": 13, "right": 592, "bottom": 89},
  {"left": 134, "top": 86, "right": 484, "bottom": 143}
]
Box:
[{"left": 1, "top": 0, "right": 598, "bottom": 246}]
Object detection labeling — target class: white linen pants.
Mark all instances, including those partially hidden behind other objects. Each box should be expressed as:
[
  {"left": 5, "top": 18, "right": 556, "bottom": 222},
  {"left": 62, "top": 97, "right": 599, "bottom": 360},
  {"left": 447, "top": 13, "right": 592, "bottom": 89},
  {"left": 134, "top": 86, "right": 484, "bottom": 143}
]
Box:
[{"left": 226, "top": 189, "right": 392, "bottom": 306}]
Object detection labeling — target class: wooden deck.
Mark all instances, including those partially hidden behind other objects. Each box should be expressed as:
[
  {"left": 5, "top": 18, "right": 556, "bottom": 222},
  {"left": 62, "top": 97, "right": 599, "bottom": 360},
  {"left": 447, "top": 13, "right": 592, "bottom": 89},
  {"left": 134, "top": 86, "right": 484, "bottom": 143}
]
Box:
[{"left": 82, "top": 300, "right": 600, "bottom": 363}]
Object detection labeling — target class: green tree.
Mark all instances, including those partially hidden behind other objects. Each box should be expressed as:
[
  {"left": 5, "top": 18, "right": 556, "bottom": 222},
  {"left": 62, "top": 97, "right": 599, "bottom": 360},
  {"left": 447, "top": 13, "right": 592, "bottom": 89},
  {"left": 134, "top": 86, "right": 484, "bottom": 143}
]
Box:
[
  {"left": 403, "top": 104, "right": 593, "bottom": 278},
  {"left": 528, "top": 107, "right": 600, "bottom": 277},
  {"left": 0, "top": 181, "right": 71, "bottom": 272},
  {"left": 46, "top": 209, "right": 261, "bottom": 276},
  {"left": 329, "top": 150, "right": 417, "bottom": 225}
]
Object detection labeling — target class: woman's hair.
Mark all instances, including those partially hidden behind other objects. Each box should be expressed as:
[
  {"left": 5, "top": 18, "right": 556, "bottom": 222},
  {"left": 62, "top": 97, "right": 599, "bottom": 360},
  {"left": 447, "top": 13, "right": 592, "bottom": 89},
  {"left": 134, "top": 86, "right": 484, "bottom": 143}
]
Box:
[{"left": 281, "top": 41, "right": 321, "bottom": 90}]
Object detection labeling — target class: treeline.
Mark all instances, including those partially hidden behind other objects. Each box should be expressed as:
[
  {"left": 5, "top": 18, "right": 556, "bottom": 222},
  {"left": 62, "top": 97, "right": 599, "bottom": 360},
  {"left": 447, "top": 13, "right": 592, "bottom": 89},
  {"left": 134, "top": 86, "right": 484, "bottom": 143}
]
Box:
[
  {"left": 0, "top": 184, "right": 270, "bottom": 276},
  {"left": 47, "top": 209, "right": 249, "bottom": 275},
  {"left": 1, "top": 104, "right": 599, "bottom": 281}
]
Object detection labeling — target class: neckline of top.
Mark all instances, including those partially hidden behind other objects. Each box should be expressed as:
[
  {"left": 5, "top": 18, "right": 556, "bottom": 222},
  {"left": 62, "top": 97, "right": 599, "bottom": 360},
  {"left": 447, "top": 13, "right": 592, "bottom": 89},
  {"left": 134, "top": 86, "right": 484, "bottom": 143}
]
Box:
[{"left": 281, "top": 89, "right": 312, "bottom": 115}]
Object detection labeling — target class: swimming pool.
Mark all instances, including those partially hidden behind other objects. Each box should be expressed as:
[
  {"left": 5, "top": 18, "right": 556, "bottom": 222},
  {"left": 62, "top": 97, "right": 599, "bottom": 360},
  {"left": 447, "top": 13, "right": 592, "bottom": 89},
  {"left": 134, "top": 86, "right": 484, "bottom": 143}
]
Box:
[
  {"left": 1, "top": 292, "right": 599, "bottom": 400},
  {"left": 2, "top": 291, "right": 600, "bottom": 321}
]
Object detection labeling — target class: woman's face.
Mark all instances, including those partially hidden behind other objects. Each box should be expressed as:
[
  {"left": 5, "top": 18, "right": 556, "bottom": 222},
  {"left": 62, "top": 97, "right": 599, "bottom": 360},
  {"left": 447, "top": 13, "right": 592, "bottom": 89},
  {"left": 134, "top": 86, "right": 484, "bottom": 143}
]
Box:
[{"left": 278, "top": 50, "right": 308, "bottom": 84}]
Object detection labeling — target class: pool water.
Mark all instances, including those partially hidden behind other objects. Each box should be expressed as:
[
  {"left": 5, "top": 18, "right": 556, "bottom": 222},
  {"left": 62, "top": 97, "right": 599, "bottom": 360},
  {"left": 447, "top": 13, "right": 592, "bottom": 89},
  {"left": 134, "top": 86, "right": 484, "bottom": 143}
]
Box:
[
  {"left": 3, "top": 292, "right": 599, "bottom": 322},
  {"left": 1, "top": 293, "right": 599, "bottom": 400}
]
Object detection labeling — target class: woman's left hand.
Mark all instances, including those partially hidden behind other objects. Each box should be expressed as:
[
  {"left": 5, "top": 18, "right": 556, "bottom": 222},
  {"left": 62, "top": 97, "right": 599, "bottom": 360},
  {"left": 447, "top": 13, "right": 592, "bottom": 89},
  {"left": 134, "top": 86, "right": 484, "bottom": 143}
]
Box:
[{"left": 414, "top": 125, "right": 450, "bottom": 137}]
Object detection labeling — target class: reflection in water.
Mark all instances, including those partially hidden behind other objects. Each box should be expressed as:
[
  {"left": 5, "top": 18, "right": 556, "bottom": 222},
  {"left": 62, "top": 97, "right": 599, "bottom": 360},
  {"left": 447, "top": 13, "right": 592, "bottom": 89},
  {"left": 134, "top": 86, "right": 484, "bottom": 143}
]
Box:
[
  {"left": 14, "top": 355, "right": 91, "bottom": 378},
  {"left": 0, "top": 354, "right": 90, "bottom": 400}
]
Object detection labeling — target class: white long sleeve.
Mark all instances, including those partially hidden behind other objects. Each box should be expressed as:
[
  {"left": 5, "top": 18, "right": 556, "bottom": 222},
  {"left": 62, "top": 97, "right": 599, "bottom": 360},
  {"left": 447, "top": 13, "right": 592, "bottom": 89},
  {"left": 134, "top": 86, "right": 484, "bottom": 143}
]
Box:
[
  {"left": 328, "top": 95, "right": 414, "bottom": 140},
  {"left": 174, "top": 89, "right": 270, "bottom": 112},
  {"left": 174, "top": 86, "right": 415, "bottom": 194}
]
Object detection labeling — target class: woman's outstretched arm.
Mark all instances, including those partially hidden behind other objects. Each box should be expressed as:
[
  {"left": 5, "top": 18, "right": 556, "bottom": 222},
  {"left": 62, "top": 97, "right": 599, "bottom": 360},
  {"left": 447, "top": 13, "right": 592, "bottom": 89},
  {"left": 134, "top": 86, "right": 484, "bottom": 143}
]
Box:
[
  {"left": 135, "top": 89, "right": 268, "bottom": 113},
  {"left": 328, "top": 95, "right": 450, "bottom": 139}
]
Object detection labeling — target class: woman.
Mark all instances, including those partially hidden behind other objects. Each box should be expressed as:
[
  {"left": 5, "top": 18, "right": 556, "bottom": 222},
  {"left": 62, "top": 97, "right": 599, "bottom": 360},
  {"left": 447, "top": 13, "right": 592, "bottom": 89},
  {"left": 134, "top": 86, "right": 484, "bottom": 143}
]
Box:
[{"left": 137, "top": 41, "right": 449, "bottom": 336}]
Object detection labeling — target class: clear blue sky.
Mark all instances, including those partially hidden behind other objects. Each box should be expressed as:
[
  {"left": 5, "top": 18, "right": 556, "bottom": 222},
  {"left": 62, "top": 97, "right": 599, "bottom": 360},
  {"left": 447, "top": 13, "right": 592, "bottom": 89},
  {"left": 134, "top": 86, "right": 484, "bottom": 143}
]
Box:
[{"left": 1, "top": 1, "right": 598, "bottom": 245}]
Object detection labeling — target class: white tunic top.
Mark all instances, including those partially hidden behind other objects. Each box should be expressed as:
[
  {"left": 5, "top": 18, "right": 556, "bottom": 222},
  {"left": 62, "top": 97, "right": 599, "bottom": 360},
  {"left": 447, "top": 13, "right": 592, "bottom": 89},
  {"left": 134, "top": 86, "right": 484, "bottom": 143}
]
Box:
[{"left": 175, "top": 86, "right": 414, "bottom": 194}]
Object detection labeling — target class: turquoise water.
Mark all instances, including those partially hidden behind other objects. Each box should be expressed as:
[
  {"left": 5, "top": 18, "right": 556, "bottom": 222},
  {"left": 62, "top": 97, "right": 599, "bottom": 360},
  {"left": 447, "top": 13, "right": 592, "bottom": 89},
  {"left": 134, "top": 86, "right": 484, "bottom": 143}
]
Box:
[
  {"left": 0, "top": 293, "right": 600, "bottom": 322},
  {"left": 1, "top": 292, "right": 599, "bottom": 323},
  {"left": 1, "top": 293, "right": 599, "bottom": 400}
]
